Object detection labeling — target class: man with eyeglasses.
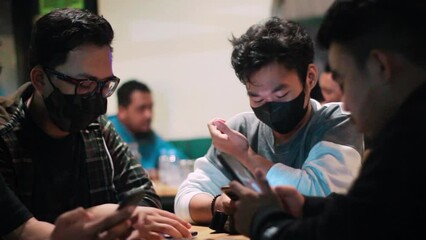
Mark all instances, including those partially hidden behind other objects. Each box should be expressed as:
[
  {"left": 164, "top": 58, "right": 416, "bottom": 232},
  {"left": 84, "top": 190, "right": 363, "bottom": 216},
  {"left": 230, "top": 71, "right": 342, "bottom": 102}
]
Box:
[{"left": 0, "top": 8, "right": 192, "bottom": 239}]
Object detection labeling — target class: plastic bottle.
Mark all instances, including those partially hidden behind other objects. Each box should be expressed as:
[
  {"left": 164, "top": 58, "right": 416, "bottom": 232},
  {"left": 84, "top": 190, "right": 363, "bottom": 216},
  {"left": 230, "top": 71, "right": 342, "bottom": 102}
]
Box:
[
  {"left": 165, "top": 149, "right": 182, "bottom": 187},
  {"left": 158, "top": 148, "right": 170, "bottom": 185},
  {"left": 158, "top": 149, "right": 182, "bottom": 186}
]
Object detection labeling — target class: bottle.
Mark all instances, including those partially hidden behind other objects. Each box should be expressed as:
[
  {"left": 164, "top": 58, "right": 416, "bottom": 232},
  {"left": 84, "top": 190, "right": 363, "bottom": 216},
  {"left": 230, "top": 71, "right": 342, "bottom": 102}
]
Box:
[
  {"left": 158, "top": 149, "right": 181, "bottom": 186},
  {"left": 165, "top": 149, "right": 182, "bottom": 187},
  {"left": 158, "top": 148, "right": 170, "bottom": 185}
]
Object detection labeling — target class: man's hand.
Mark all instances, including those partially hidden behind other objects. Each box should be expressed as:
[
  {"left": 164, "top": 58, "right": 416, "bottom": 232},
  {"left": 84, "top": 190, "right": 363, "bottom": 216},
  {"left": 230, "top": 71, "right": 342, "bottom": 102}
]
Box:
[
  {"left": 129, "top": 207, "right": 192, "bottom": 240},
  {"left": 207, "top": 118, "right": 249, "bottom": 160},
  {"left": 229, "top": 170, "right": 283, "bottom": 236},
  {"left": 51, "top": 206, "right": 135, "bottom": 240},
  {"left": 214, "top": 193, "right": 234, "bottom": 215},
  {"left": 207, "top": 118, "right": 273, "bottom": 173},
  {"left": 274, "top": 185, "right": 305, "bottom": 218}
]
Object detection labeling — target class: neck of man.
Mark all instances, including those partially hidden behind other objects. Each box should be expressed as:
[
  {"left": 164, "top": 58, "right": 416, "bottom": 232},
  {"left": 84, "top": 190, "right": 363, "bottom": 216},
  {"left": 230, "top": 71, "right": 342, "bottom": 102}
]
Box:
[{"left": 27, "top": 92, "right": 70, "bottom": 139}]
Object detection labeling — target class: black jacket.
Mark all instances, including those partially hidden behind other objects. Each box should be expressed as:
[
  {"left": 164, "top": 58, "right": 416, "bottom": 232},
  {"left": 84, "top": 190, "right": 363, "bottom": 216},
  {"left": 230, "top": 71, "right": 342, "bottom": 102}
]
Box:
[{"left": 251, "top": 83, "right": 426, "bottom": 240}]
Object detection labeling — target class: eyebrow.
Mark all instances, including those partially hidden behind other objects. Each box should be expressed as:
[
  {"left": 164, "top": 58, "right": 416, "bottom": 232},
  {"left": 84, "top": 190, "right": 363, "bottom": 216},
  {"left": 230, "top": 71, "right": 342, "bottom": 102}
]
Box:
[{"left": 247, "top": 83, "right": 286, "bottom": 97}]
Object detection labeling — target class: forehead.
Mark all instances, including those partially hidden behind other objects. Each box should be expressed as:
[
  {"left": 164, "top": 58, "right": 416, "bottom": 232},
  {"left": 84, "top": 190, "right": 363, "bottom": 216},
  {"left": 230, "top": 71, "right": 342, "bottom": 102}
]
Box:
[
  {"left": 58, "top": 44, "right": 113, "bottom": 78},
  {"left": 329, "top": 43, "right": 355, "bottom": 71},
  {"left": 247, "top": 61, "right": 301, "bottom": 89},
  {"left": 129, "top": 90, "right": 152, "bottom": 105}
]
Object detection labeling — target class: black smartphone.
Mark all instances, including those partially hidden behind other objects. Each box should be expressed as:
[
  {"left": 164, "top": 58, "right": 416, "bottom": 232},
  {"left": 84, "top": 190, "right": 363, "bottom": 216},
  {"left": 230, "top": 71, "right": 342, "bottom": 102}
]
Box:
[
  {"left": 220, "top": 185, "right": 239, "bottom": 201},
  {"left": 117, "top": 188, "right": 146, "bottom": 210},
  {"left": 217, "top": 154, "right": 261, "bottom": 192},
  {"left": 163, "top": 231, "right": 198, "bottom": 239}
]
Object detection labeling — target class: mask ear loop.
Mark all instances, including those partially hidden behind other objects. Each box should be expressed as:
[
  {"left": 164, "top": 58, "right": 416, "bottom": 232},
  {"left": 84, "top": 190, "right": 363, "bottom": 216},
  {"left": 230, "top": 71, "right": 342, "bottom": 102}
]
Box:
[
  {"left": 44, "top": 70, "right": 58, "bottom": 90},
  {"left": 43, "top": 67, "right": 76, "bottom": 95},
  {"left": 43, "top": 68, "right": 83, "bottom": 106}
]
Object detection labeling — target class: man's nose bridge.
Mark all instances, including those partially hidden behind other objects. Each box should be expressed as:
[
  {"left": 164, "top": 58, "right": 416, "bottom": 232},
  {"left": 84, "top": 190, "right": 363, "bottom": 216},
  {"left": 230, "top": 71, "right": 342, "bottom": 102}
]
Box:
[{"left": 264, "top": 95, "right": 274, "bottom": 102}]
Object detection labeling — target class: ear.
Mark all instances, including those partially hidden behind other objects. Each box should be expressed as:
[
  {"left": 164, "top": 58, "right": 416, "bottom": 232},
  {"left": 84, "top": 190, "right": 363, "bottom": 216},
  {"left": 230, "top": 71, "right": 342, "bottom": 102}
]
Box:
[
  {"left": 305, "top": 63, "right": 318, "bottom": 91},
  {"left": 368, "top": 50, "right": 393, "bottom": 84},
  {"left": 117, "top": 106, "right": 127, "bottom": 121},
  {"left": 30, "top": 66, "right": 47, "bottom": 93}
]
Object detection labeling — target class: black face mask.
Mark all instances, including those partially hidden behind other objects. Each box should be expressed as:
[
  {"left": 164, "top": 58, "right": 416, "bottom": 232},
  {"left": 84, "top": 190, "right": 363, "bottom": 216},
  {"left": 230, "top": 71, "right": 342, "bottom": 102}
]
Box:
[
  {"left": 43, "top": 88, "right": 107, "bottom": 133},
  {"left": 252, "top": 90, "right": 307, "bottom": 134}
]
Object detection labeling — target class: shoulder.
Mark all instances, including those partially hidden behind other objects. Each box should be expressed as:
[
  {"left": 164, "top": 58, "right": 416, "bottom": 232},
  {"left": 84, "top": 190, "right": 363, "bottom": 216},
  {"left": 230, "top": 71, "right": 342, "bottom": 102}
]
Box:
[
  {"left": 308, "top": 100, "right": 363, "bottom": 153},
  {"left": 0, "top": 83, "right": 33, "bottom": 131},
  {"left": 313, "top": 100, "right": 350, "bottom": 121},
  {"left": 309, "top": 100, "right": 352, "bottom": 130}
]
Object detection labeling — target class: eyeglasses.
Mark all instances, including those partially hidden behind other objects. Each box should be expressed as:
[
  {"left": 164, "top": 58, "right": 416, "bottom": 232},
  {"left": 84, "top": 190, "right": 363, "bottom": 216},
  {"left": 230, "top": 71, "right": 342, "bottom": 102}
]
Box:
[{"left": 44, "top": 67, "right": 120, "bottom": 98}]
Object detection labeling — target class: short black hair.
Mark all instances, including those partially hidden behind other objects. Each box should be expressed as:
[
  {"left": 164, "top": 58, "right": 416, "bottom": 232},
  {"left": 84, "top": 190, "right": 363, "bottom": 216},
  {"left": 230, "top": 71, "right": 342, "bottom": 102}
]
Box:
[
  {"left": 317, "top": 0, "right": 426, "bottom": 68},
  {"left": 324, "top": 62, "right": 331, "bottom": 73},
  {"left": 230, "top": 17, "right": 314, "bottom": 86},
  {"left": 117, "top": 80, "right": 151, "bottom": 107},
  {"left": 29, "top": 8, "right": 114, "bottom": 69}
]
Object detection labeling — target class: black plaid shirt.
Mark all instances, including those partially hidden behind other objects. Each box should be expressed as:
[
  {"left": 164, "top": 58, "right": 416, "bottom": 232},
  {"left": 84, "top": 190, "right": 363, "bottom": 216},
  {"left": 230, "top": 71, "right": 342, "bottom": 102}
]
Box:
[{"left": 0, "top": 83, "right": 161, "bottom": 214}]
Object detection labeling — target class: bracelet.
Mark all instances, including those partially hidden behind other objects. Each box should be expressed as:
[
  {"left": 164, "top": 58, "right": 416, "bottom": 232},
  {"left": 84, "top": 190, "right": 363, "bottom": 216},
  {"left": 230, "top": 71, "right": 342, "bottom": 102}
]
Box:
[{"left": 210, "top": 194, "right": 221, "bottom": 215}]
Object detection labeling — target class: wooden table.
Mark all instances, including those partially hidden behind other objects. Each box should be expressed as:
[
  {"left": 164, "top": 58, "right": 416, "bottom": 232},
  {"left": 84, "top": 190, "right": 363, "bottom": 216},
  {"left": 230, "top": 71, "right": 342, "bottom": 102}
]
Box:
[
  {"left": 153, "top": 180, "right": 178, "bottom": 197},
  {"left": 191, "top": 225, "right": 249, "bottom": 239}
]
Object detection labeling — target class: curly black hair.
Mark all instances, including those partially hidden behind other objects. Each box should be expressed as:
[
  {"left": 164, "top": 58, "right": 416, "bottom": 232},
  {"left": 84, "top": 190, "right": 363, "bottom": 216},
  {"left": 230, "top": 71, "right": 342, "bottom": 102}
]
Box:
[{"left": 230, "top": 17, "right": 314, "bottom": 86}]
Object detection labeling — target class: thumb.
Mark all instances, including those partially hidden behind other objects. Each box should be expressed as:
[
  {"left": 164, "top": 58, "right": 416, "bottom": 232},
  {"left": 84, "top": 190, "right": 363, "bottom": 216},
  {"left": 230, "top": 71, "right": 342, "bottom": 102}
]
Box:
[
  {"left": 254, "top": 169, "right": 272, "bottom": 194},
  {"left": 274, "top": 186, "right": 298, "bottom": 199}
]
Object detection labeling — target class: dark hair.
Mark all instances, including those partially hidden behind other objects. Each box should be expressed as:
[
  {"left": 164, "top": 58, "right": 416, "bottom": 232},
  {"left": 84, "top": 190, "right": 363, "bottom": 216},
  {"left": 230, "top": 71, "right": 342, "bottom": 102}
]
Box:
[
  {"left": 29, "top": 8, "right": 114, "bottom": 69},
  {"left": 317, "top": 0, "right": 426, "bottom": 68},
  {"left": 230, "top": 17, "right": 314, "bottom": 86},
  {"left": 117, "top": 80, "right": 151, "bottom": 107},
  {"left": 324, "top": 62, "right": 331, "bottom": 73}
]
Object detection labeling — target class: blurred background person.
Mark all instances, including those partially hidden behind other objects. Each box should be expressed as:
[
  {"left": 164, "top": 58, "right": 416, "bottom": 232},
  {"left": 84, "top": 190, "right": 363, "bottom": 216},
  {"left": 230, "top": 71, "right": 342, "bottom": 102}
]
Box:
[
  {"left": 319, "top": 62, "right": 343, "bottom": 104},
  {"left": 109, "top": 80, "right": 187, "bottom": 181}
]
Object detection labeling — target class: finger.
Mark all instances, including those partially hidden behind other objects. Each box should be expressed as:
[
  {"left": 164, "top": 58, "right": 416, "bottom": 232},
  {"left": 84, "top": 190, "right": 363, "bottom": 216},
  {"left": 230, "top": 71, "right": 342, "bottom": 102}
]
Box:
[
  {"left": 229, "top": 180, "right": 252, "bottom": 198},
  {"left": 221, "top": 192, "right": 231, "bottom": 202},
  {"left": 134, "top": 219, "right": 192, "bottom": 239},
  {"left": 254, "top": 168, "right": 272, "bottom": 194},
  {"left": 207, "top": 122, "right": 227, "bottom": 139},
  {"left": 209, "top": 118, "right": 225, "bottom": 126},
  {"left": 133, "top": 208, "right": 191, "bottom": 236},
  {"left": 274, "top": 185, "right": 300, "bottom": 204},
  {"left": 156, "top": 217, "right": 192, "bottom": 238},
  {"left": 274, "top": 185, "right": 297, "bottom": 195},
  {"left": 214, "top": 120, "right": 233, "bottom": 135},
  {"left": 128, "top": 225, "right": 163, "bottom": 240},
  {"left": 213, "top": 118, "right": 226, "bottom": 125},
  {"left": 222, "top": 198, "right": 235, "bottom": 215},
  {"left": 86, "top": 205, "right": 135, "bottom": 234},
  {"left": 97, "top": 220, "right": 132, "bottom": 240},
  {"left": 154, "top": 209, "right": 192, "bottom": 229}
]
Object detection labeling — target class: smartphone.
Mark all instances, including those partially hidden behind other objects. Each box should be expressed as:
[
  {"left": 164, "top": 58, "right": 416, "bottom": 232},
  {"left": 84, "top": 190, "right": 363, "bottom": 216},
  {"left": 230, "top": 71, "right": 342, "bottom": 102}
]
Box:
[
  {"left": 163, "top": 231, "right": 198, "bottom": 239},
  {"left": 220, "top": 185, "right": 239, "bottom": 201},
  {"left": 217, "top": 154, "right": 261, "bottom": 193},
  {"left": 117, "top": 188, "right": 146, "bottom": 210}
]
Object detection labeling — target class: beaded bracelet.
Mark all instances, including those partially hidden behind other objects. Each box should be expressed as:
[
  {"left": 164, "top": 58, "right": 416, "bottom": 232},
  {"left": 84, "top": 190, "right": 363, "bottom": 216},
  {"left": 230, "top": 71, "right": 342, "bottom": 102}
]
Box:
[{"left": 210, "top": 194, "right": 221, "bottom": 215}]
